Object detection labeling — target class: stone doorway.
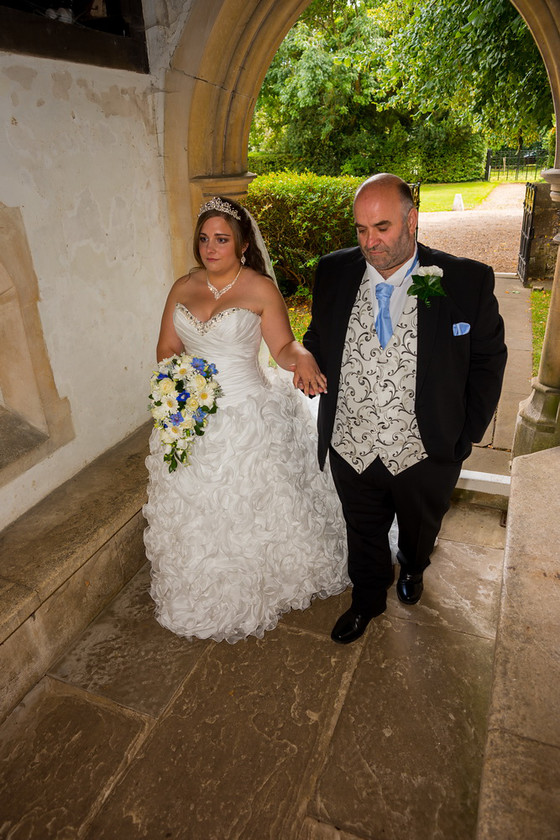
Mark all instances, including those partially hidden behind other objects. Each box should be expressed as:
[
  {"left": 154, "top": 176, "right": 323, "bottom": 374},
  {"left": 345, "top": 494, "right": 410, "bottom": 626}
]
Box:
[{"left": 162, "top": 0, "right": 559, "bottom": 279}]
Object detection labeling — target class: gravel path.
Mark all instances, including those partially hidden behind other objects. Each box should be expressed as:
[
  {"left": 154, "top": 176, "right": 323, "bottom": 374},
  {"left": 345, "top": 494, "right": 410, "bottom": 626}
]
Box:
[{"left": 417, "top": 183, "right": 526, "bottom": 273}]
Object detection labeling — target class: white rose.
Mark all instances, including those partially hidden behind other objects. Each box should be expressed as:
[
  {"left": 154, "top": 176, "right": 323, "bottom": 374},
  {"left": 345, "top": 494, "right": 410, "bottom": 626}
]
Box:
[
  {"left": 158, "top": 378, "right": 176, "bottom": 396},
  {"left": 415, "top": 265, "right": 443, "bottom": 277}
]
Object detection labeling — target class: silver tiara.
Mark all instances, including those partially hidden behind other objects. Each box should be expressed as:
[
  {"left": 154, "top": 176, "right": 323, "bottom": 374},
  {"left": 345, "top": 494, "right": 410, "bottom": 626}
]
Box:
[{"left": 198, "top": 197, "right": 241, "bottom": 220}]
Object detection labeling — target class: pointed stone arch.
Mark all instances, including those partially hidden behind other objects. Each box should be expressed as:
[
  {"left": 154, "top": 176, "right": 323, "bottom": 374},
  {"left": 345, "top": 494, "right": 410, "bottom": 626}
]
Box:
[
  {"left": 163, "top": 0, "right": 560, "bottom": 457},
  {"left": 163, "top": 0, "right": 310, "bottom": 276},
  {"left": 512, "top": 0, "right": 560, "bottom": 167},
  {"left": 164, "top": 0, "right": 560, "bottom": 276}
]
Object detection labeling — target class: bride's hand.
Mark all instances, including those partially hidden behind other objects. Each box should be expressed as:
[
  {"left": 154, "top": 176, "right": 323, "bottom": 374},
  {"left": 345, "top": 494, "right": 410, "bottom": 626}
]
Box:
[{"left": 288, "top": 358, "right": 327, "bottom": 396}]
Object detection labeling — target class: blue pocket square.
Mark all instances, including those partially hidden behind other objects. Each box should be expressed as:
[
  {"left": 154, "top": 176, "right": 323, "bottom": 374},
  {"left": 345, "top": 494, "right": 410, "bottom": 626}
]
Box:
[{"left": 453, "top": 322, "right": 470, "bottom": 336}]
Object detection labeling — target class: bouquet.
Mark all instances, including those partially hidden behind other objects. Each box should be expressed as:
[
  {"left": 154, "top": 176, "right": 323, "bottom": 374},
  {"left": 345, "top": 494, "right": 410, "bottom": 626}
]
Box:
[{"left": 148, "top": 353, "right": 222, "bottom": 472}]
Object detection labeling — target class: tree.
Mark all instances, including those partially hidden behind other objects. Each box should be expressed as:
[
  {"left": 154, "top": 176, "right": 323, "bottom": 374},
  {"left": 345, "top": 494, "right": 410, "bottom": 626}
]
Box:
[
  {"left": 371, "top": 0, "right": 553, "bottom": 148},
  {"left": 251, "top": 0, "right": 390, "bottom": 173},
  {"left": 249, "top": 0, "right": 553, "bottom": 176}
]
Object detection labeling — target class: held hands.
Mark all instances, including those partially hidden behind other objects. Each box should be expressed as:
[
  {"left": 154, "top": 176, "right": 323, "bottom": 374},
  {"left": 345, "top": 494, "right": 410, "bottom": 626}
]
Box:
[{"left": 288, "top": 355, "right": 327, "bottom": 397}]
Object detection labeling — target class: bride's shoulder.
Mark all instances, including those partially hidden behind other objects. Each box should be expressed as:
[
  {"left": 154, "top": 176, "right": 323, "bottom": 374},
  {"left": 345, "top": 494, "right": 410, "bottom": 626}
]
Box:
[
  {"left": 246, "top": 269, "right": 280, "bottom": 297},
  {"left": 177, "top": 268, "right": 204, "bottom": 286},
  {"left": 169, "top": 269, "right": 203, "bottom": 298}
]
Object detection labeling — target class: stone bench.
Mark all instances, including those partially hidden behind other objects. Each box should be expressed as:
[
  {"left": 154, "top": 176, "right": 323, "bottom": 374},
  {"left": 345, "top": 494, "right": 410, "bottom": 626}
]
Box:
[
  {"left": 0, "top": 423, "right": 150, "bottom": 724},
  {"left": 476, "top": 446, "right": 560, "bottom": 838}
]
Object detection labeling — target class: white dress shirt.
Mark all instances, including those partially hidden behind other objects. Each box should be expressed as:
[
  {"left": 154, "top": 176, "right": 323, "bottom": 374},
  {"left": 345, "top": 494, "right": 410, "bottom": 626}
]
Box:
[{"left": 366, "top": 248, "right": 419, "bottom": 330}]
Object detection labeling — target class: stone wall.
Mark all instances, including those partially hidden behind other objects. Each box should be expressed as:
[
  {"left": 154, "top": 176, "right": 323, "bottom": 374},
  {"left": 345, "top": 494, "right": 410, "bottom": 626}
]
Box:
[
  {"left": 0, "top": 0, "right": 191, "bottom": 529},
  {"left": 524, "top": 182, "right": 560, "bottom": 284}
]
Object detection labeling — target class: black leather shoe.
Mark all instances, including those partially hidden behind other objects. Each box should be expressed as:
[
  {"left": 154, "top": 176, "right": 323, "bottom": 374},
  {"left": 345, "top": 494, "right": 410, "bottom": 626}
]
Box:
[
  {"left": 331, "top": 607, "right": 375, "bottom": 644},
  {"left": 396, "top": 570, "right": 424, "bottom": 605}
]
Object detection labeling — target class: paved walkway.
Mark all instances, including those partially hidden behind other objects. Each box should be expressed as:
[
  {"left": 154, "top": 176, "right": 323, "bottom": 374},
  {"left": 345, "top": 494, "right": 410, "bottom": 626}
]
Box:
[
  {"left": 418, "top": 183, "right": 526, "bottom": 273},
  {"left": 0, "top": 186, "right": 537, "bottom": 840}
]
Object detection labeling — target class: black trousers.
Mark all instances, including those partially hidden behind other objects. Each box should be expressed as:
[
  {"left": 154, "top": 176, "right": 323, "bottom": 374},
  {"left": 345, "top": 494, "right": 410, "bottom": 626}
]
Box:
[{"left": 328, "top": 447, "right": 462, "bottom": 614}]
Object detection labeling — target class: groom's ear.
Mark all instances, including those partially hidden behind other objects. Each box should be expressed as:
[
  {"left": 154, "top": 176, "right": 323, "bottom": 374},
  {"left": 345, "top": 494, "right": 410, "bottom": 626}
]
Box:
[{"left": 407, "top": 206, "right": 418, "bottom": 238}]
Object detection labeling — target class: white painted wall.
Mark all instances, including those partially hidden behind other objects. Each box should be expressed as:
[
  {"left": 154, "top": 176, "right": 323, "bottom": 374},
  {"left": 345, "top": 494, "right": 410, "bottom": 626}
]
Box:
[{"left": 0, "top": 0, "right": 194, "bottom": 529}]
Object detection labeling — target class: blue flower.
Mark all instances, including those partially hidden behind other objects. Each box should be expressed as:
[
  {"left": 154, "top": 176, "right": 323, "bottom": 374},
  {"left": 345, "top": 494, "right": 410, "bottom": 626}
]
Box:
[
  {"left": 206, "top": 363, "right": 218, "bottom": 376},
  {"left": 157, "top": 372, "right": 169, "bottom": 380},
  {"left": 169, "top": 411, "right": 184, "bottom": 426},
  {"left": 177, "top": 391, "right": 189, "bottom": 403},
  {"left": 193, "top": 408, "right": 206, "bottom": 424},
  {"left": 191, "top": 357, "right": 205, "bottom": 373}
]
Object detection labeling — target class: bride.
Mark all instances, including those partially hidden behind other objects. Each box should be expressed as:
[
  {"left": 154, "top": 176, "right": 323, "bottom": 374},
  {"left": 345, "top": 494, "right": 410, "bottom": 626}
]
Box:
[{"left": 143, "top": 196, "right": 348, "bottom": 643}]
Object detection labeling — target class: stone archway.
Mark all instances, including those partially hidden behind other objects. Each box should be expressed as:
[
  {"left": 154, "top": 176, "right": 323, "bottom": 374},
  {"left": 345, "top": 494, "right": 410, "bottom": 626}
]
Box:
[
  {"left": 164, "top": 0, "right": 311, "bottom": 276},
  {"left": 164, "top": 0, "right": 560, "bottom": 270},
  {"left": 163, "top": 0, "right": 560, "bottom": 454}
]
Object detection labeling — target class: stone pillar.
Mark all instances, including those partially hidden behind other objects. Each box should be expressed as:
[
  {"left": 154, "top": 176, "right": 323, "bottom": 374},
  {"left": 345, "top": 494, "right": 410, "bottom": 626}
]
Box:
[
  {"left": 168, "top": 172, "right": 256, "bottom": 278},
  {"left": 189, "top": 173, "right": 257, "bottom": 218},
  {"left": 513, "top": 169, "right": 560, "bottom": 456}
]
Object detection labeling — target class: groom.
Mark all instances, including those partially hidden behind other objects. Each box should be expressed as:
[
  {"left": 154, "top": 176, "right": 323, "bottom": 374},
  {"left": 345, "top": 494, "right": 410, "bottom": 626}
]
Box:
[{"left": 303, "top": 173, "right": 507, "bottom": 644}]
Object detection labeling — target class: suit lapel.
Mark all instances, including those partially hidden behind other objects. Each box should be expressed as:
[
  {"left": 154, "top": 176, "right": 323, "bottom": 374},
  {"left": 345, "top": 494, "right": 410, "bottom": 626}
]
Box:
[
  {"left": 328, "top": 254, "right": 364, "bottom": 381},
  {"left": 415, "top": 243, "right": 443, "bottom": 395}
]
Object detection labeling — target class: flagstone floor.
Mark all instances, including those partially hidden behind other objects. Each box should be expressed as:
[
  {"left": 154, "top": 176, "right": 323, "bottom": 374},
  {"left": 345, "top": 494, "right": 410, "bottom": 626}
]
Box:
[{"left": 0, "top": 499, "right": 506, "bottom": 840}]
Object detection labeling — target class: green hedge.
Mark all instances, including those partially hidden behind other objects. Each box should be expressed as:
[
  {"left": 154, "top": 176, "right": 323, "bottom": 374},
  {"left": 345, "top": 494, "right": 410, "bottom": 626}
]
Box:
[
  {"left": 245, "top": 172, "right": 361, "bottom": 295},
  {"left": 249, "top": 120, "right": 487, "bottom": 183}
]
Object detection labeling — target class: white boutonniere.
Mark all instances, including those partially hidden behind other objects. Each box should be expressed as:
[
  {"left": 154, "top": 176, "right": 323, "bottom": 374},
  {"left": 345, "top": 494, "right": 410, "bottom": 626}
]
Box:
[{"left": 407, "top": 265, "right": 445, "bottom": 308}]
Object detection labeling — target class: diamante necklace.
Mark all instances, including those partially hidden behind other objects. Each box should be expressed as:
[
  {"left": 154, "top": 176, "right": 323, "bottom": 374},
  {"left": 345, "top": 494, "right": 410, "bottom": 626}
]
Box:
[{"left": 206, "top": 265, "right": 243, "bottom": 300}]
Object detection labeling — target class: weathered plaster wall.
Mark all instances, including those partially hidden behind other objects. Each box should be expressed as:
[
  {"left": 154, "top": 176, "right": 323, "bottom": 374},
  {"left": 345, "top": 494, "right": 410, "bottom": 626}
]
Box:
[{"left": 0, "top": 53, "right": 172, "bottom": 530}]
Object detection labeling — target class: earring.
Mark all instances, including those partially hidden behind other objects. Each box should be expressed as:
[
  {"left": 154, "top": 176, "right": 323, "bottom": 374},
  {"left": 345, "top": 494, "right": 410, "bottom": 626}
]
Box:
[{"left": 241, "top": 254, "right": 246, "bottom": 265}]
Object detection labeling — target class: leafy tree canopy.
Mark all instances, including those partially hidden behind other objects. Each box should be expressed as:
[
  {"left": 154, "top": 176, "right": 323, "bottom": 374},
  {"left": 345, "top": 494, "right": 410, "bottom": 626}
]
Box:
[
  {"left": 374, "top": 0, "right": 553, "bottom": 148},
  {"left": 250, "top": 0, "right": 553, "bottom": 173}
]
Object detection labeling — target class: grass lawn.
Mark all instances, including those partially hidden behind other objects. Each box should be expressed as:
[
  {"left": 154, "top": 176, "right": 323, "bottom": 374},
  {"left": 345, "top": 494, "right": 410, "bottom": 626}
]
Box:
[
  {"left": 418, "top": 181, "right": 497, "bottom": 212},
  {"left": 531, "top": 288, "right": 552, "bottom": 375}
]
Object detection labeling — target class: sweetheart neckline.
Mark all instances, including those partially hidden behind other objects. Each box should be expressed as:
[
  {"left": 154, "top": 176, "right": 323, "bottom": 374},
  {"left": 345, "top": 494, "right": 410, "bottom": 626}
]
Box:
[{"left": 175, "top": 303, "right": 259, "bottom": 325}]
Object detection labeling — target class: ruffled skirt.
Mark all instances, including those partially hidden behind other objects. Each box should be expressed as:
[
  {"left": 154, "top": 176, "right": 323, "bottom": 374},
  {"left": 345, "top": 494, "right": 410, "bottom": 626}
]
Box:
[{"left": 143, "top": 372, "right": 348, "bottom": 643}]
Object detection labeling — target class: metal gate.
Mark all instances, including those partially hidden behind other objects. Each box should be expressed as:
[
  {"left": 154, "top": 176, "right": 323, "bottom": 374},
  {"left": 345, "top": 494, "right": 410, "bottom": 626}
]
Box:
[{"left": 518, "top": 183, "right": 536, "bottom": 283}]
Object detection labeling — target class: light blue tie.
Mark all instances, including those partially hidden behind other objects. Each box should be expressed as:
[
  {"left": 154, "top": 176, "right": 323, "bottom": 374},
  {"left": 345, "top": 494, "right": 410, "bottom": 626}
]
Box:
[{"left": 375, "top": 282, "right": 394, "bottom": 349}]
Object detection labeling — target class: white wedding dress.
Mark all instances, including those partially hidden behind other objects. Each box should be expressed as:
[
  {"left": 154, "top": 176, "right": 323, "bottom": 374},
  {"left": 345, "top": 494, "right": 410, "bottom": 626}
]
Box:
[{"left": 143, "top": 304, "right": 349, "bottom": 643}]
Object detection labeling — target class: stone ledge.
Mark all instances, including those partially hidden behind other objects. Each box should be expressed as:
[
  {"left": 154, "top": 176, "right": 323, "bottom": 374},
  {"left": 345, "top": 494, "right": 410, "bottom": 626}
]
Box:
[
  {"left": 0, "top": 422, "right": 151, "bottom": 723},
  {"left": 476, "top": 446, "right": 560, "bottom": 838}
]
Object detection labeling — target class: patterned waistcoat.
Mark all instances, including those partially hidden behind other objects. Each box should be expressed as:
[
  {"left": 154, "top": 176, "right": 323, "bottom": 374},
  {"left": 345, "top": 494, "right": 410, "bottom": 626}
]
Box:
[{"left": 331, "top": 273, "right": 427, "bottom": 475}]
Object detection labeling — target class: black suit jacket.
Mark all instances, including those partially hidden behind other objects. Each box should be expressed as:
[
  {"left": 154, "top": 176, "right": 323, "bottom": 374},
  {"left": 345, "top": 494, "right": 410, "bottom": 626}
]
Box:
[{"left": 303, "top": 242, "right": 507, "bottom": 469}]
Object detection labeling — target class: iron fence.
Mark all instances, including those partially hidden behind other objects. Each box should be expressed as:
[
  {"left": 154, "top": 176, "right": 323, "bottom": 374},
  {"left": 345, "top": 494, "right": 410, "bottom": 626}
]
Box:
[{"left": 485, "top": 148, "right": 549, "bottom": 182}]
